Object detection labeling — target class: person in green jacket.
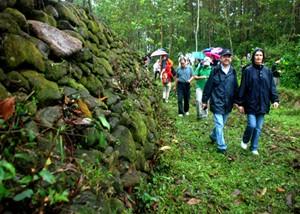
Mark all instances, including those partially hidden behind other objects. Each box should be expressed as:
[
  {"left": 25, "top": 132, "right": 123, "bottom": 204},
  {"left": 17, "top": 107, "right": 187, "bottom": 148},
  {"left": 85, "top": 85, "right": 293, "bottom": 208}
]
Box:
[{"left": 194, "top": 57, "right": 212, "bottom": 119}]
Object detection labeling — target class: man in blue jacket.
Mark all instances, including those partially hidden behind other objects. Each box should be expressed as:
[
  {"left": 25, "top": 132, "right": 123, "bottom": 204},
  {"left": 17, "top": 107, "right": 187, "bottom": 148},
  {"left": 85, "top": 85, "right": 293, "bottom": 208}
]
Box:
[{"left": 202, "top": 49, "right": 239, "bottom": 155}]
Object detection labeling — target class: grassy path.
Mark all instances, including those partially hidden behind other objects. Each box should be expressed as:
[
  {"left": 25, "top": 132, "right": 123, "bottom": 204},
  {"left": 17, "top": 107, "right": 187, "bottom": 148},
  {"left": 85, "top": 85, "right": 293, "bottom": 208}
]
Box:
[{"left": 136, "top": 83, "right": 300, "bottom": 213}]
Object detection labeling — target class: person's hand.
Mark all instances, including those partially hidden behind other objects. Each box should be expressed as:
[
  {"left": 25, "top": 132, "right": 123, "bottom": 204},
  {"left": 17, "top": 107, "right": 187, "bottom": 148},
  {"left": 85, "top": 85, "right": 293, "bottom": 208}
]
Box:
[
  {"left": 202, "top": 103, "right": 207, "bottom": 110},
  {"left": 173, "top": 86, "right": 176, "bottom": 91},
  {"left": 238, "top": 106, "right": 244, "bottom": 114},
  {"left": 274, "top": 102, "right": 279, "bottom": 109}
]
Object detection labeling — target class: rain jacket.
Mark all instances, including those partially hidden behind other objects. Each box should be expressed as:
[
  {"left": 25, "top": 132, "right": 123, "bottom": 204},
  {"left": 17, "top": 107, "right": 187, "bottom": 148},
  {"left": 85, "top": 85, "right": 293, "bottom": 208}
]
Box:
[
  {"left": 237, "top": 63, "right": 279, "bottom": 114},
  {"left": 202, "top": 64, "right": 239, "bottom": 114}
]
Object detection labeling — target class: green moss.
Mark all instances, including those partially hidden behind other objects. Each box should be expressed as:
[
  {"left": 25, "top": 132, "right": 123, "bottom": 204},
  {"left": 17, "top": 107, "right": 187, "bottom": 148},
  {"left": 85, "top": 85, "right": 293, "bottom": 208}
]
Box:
[
  {"left": 31, "top": 10, "right": 56, "bottom": 27},
  {"left": 3, "top": 34, "right": 45, "bottom": 72},
  {"left": 3, "top": 8, "right": 27, "bottom": 30},
  {"left": 21, "top": 70, "right": 61, "bottom": 106}
]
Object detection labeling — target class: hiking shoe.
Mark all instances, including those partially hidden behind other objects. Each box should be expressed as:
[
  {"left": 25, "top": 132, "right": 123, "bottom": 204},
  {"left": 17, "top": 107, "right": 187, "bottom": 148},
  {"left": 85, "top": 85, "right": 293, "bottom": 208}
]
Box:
[
  {"left": 185, "top": 112, "right": 189, "bottom": 116},
  {"left": 200, "top": 114, "right": 207, "bottom": 118},
  {"left": 241, "top": 141, "right": 247, "bottom": 150},
  {"left": 179, "top": 114, "right": 183, "bottom": 117},
  {"left": 251, "top": 150, "right": 259, "bottom": 155},
  {"left": 217, "top": 149, "right": 227, "bottom": 155}
]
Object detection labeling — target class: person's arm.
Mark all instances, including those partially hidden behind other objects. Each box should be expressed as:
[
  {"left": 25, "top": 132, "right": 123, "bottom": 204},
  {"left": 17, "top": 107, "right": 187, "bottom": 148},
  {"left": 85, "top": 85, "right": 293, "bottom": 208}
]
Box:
[{"left": 201, "top": 69, "right": 215, "bottom": 109}]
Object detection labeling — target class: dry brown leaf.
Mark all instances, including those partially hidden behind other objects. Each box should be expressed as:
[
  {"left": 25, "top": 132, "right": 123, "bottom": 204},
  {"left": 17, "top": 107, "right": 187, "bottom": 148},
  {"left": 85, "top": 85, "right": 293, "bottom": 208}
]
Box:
[
  {"left": 187, "top": 198, "right": 201, "bottom": 205},
  {"left": 77, "top": 99, "right": 92, "bottom": 118},
  {"left": 0, "top": 96, "right": 16, "bottom": 121},
  {"left": 276, "top": 187, "right": 285, "bottom": 192}
]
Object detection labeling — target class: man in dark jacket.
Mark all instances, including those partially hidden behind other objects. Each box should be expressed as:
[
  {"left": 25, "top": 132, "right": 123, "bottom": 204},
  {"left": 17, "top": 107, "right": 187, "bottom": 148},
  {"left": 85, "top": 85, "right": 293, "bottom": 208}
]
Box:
[
  {"left": 237, "top": 48, "right": 279, "bottom": 155},
  {"left": 202, "top": 49, "right": 239, "bottom": 155}
]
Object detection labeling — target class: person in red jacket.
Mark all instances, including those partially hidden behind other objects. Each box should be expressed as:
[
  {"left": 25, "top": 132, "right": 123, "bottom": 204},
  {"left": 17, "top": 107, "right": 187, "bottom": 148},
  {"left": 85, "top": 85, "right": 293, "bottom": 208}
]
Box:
[{"left": 161, "top": 64, "right": 174, "bottom": 103}]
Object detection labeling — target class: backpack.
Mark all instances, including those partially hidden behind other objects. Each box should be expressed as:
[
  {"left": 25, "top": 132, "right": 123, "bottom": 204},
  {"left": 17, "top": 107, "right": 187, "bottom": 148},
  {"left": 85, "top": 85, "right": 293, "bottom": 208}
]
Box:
[{"left": 162, "top": 72, "right": 169, "bottom": 85}]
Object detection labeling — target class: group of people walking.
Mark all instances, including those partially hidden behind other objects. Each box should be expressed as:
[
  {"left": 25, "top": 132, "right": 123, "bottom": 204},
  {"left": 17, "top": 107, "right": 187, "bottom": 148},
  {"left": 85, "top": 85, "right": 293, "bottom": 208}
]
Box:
[{"left": 152, "top": 48, "right": 279, "bottom": 156}]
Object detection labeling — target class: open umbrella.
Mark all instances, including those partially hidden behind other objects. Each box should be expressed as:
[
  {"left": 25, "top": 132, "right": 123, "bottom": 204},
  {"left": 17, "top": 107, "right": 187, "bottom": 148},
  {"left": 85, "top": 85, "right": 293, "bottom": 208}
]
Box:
[
  {"left": 205, "top": 52, "right": 220, "bottom": 59},
  {"left": 151, "top": 49, "right": 168, "bottom": 57},
  {"left": 211, "top": 47, "right": 223, "bottom": 54},
  {"left": 191, "top": 51, "right": 206, "bottom": 60}
]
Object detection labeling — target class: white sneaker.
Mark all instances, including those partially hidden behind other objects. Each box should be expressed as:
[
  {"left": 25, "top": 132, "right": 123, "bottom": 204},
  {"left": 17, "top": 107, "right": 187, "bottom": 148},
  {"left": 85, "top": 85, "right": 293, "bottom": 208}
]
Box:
[
  {"left": 251, "top": 150, "right": 259, "bottom": 155},
  {"left": 179, "top": 114, "right": 183, "bottom": 117},
  {"left": 185, "top": 112, "right": 189, "bottom": 116},
  {"left": 241, "top": 141, "right": 247, "bottom": 150},
  {"left": 165, "top": 100, "right": 169, "bottom": 103}
]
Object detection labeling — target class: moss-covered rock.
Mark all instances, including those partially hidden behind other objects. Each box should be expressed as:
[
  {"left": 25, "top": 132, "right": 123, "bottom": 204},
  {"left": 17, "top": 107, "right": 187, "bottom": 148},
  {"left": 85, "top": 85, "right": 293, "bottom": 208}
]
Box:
[
  {"left": 112, "top": 125, "right": 137, "bottom": 163},
  {"left": 0, "top": 83, "right": 10, "bottom": 100},
  {"left": 31, "top": 10, "right": 56, "bottom": 27},
  {"left": 44, "top": 60, "right": 69, "bottom": 81},
  {"left": 55, "top": 2, "right": 79, "bottom": 26},
  {"left": 58, "top": 77, "right": 89, "bottom": 93},
  {"left": 2, "top": 34, "right": 45, "bottom": 72},
  {"left": 21, "top": 70, "right": 61, "bottom": 106},
  {"left": 6, "top": 70, "right": 30, "bottom": 92},
  {"left": 79, "top": 74, "right": 103, "bottom": 96},
  {"left": 128, "top": 111, "right": 147, "bottom": 146},
  {"left": 0, "top": 12, "right": 21, "bottom": 34},
  {"left": 3, "top": 8, "right": 27, "bottom": 30},
  {"left": 44, "top": 4, "right": 58, "bottom": 18}
]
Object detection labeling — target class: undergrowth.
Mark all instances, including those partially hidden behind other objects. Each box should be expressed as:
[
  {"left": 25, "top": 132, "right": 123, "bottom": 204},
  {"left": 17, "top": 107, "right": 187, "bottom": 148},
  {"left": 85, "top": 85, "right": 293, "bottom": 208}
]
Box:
[{"left": 133, "top": 83, "right": 300, "bottom": 213}]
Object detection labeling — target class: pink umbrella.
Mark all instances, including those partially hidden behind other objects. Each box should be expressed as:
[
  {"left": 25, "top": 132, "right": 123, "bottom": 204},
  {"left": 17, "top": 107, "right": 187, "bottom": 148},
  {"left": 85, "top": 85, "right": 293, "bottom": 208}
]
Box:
[
  {"left": 211, "top": 47, "right": 223, "bottom": 54},
  {"left": 205, "top": 52, "right": 220, "bottom": 59},
  {"left": 151, "top": 49, "right": 168, "bottom": 57}
]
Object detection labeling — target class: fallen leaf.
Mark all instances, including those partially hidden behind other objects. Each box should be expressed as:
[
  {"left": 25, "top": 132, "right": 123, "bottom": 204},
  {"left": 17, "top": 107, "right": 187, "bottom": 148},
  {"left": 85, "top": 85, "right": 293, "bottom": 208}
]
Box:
[
  {"left": 276, "top": 187, "right": 285, "bottom": 192},
  {"left": 234, "top": 198, "right": 244, "bottom": 205},
  {"left": 230, "top": 189, "right": 242, "bottom": 197},
  {"left": 0, "top": 96, "right": 16, "bottom": 121},
  {"left": 261, "top": 187, "right": 267, "bottom": 196},
  {"left": 187, "top": 198, "right": 201, "bottom": 205},
  {"left": 159, "top": 146, "right": 171, "bottom": 151},
  {"left": 172, "top": 139, "right": 178, "bottom": 143}
]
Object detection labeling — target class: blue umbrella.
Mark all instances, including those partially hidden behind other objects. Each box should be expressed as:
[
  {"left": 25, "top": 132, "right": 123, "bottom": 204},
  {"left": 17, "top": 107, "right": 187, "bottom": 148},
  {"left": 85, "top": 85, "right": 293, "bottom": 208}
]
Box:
[{"left": 191, "top": 51, "right": 206, "bottom": 60}]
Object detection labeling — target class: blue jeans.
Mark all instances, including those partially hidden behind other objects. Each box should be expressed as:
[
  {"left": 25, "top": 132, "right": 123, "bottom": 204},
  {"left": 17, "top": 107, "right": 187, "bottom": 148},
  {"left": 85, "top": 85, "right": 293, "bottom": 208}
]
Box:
[
  {"left": 242, "top": 114, "right": 265, "bottom": 151},
  {"left": 211, "top": 113, "right": 229, "bottom": 150},
  {"left": 177, "top": 82, "right": 190, "bottom": 114}
]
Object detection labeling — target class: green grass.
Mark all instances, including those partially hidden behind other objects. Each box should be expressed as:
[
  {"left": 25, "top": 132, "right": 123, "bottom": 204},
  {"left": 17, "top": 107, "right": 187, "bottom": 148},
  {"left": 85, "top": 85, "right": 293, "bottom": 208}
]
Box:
[{"left": 136, "top": 83, "right": 300, "bottom": 213}]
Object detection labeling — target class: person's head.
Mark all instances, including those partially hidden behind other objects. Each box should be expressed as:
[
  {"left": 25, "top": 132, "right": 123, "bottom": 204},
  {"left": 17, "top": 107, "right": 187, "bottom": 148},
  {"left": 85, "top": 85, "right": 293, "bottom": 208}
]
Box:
[
  {"left": 203, "top": 57, "right": 211, "bottom": 67},
  {"left": 180, "top": 58, "right": 186, "bottom": 68},
  {"left": 178, "top": 52, "right": 183, "bottom": 57},
  {"left": 275, "top": 58, "right": 281, "bottom": 64},
  {"left": 251, "top": 48, "right": 264, "bottom": 65},
  {"left": 219, "top": 49, "right": 232, "bottom": 66}
]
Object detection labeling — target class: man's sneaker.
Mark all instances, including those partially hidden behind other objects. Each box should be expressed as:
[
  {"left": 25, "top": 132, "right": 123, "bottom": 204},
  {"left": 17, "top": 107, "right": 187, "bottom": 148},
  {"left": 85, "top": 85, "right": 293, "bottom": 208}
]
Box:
[
  {"left": 185, "top": 112, "right": 189, "bottom": 116},
  {"left": 179, "top": 114, "right": 183, "bottom": 117},
  {"left": 251, "top": 150, "right": 259, "bottom": 155},
  {"left": 241, "top": 141, "right": 247, "bottom": 150},
  {"left": 217, "top": 149, "right": 227, "bottom": 155}
]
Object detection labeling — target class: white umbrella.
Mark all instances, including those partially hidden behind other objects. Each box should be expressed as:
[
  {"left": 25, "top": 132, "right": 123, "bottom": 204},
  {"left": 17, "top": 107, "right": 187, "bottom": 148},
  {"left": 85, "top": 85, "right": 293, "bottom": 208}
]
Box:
[{"left": 151, "top": 49, "right": 168, "bottom": 57}]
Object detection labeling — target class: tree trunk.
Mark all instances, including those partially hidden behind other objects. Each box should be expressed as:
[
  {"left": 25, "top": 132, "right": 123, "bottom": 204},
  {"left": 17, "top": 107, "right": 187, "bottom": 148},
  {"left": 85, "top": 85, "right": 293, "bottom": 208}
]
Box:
[
  {"left": 195, "top": 0, "right": 200, "bottom": 51},
  {"left": 224, "top": 0, "right": 233, "bottom": 51},
  {"left": 295, "top": 0, "right": 300, "bottom": 41}
]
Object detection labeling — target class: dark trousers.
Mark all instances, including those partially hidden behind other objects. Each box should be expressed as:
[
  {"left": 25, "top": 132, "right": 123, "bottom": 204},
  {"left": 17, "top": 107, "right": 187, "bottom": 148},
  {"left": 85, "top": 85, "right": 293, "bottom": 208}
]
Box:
[
  {"left": 177, "top": 82, "right": 190, "bottom": 114},
  {"left": 155, "top": 71, "right": 160, "bottom": 80}
]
